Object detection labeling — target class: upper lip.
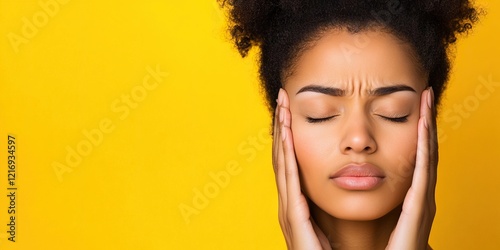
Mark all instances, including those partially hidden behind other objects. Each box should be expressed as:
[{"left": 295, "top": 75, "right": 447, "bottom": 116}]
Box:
[{"left": 330, "top": 163, "right": 385, "bottom": 178}]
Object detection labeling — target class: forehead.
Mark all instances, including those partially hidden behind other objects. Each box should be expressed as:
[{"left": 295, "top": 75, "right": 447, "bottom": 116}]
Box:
[{"left": 284, "top": 27, "right": 427, "bottom": 92}]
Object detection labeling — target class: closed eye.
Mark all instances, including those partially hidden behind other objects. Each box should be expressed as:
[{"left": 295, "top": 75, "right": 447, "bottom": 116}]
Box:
[
  {"left": 378, "top": 115, "right": 409, "bottom": 123},
  {"left": 306, "top": 115, "right": 338, "bottom": 124}
]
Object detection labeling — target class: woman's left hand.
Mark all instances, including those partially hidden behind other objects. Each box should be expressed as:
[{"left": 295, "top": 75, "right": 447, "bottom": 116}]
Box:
[{"left": 387, "top": 87, "right": 438, "bottom": 250}]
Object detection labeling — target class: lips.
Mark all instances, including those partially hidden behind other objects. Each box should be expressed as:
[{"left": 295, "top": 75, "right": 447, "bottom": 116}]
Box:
[{"left": 330, "top": 163, "right": 385, "bottom": 190}]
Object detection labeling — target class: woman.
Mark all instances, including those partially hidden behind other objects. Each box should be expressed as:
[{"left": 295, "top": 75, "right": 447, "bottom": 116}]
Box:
[{"left": 220, "top": 0, "right": 481, "bottom": 249}]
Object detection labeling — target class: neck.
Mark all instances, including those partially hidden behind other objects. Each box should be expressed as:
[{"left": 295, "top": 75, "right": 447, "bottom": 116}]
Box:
[{"left": 310, "top": 203, "right": 401, "bottom": 250}]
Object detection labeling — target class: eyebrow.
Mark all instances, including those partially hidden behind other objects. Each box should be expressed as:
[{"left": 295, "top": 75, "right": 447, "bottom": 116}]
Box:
[
  {"left": 370, "top": 85, "right": 416, "bottom": 96},
  {"left": 296, "top": 85, "right": 345, "bottom": 96},
  {"left": 296, "top": 84, "right": 416, "bottom": 96}
]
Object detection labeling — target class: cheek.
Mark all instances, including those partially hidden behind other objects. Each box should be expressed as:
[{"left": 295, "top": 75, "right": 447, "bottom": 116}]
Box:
[
  {"left": 292, "top": 125, "right": 319, "bottom": 171},
  {"left": 291, "top": 120, "right": 340, "bottom": 194},
  {"left": 381, "top": 122, "right": 419, "bottom": 188},
  {"left": 291, "top": 121, "right": 335, "bottom": 168},
  {"left": 292, "top": 127, "right": 328, "bottom": 197}
]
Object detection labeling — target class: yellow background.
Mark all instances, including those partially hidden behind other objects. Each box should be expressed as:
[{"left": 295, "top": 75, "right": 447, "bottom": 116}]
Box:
[{"left": 0, "top": 0, "right": 498, "bottom": 249}]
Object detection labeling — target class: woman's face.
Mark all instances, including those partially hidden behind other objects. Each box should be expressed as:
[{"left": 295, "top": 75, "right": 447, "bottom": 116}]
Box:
[{"left": 284, "top": 28, "right": 428, "bottom": 220}]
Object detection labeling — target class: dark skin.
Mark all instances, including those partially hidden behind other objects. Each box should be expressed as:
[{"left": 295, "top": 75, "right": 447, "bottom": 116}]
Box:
[{"left": 272, "top": 28, "right": 438, "bottom": 249}]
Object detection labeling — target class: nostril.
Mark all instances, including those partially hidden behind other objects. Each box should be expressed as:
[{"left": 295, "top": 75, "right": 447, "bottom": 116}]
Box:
[{"left": 341, "top": 134, "right": 377, "bottom": 154}]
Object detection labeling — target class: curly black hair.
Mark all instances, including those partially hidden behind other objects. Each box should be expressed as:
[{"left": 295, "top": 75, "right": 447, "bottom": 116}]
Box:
[{"left": 219, "top": 0, "right": 482, "bottom": 114}]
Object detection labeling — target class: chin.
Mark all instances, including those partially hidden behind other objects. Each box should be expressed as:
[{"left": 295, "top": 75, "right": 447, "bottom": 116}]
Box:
[{"left": 308, "top": 186, "right": 408, "bottom": 221}]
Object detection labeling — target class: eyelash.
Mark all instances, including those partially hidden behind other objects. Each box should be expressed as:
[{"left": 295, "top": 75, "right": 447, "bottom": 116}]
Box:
[
  {"left": 378, "top": 115, "right": 409, "bottom": 123},
  {"left": 306, "top": 116, "right": 337, "bottom": 123},
  {"left": 306, "top": 115, "right": 409, "bottom": 124}
]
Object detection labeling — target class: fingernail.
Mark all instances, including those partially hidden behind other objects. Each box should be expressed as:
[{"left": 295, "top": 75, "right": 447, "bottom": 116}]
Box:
[
  {"left": 427, "top": 87, "right": 433, "bottom": 109},
  {"left": 281, "top": 125, "right": 286, "bottom": 141},
  {"left": 278, "top": 88, "right": 284, "bottom": 106}
]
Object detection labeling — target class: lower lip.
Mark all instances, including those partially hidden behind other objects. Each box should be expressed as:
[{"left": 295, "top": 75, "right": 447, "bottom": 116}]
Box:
[{"left": 331, "top": 177, "right": 383, "bottom": 190}]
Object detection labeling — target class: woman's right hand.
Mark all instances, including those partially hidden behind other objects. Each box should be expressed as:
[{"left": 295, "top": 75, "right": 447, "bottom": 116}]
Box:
[{"left": 273, "top": 88, "right": 332, "bottom": 250}]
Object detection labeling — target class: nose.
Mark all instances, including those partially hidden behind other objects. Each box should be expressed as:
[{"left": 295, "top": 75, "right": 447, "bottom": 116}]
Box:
[{"left": 339, "top": 117, "right": 377, "bottom": 155}]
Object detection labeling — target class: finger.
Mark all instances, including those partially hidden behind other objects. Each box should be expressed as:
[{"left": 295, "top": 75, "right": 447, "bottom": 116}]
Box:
[
  {"left": 311, "top": 218, "right": 332, "bottom": 249},
  {"left": 272, "top": 96, "right": 286, "bottom": 197},
  {"left": 279, "top": 89, "right": 302, "bottom": 206},
  {"left": 272, "top": 98, "right": 280, "bottom": 174},
  {"left": 425, "top": 88, "right": 438, "bottom": 243},
  {"left": 277, "top": 140, "right": 288, "bottom": 212},
  {"left": 274, "top": 89, "right": 288, "bottom": 228},
  {"left": 427, "top": 87, "right": 438, "bottom": 198},
  {"left": 411, "top": 87, "right": 431, "bottom": 197},
  {"left": 277, "top": 89, "right": 288, "bottom": 199},
  {"left": 419, "top": 203, "right": 433, "bottom": 248}
]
